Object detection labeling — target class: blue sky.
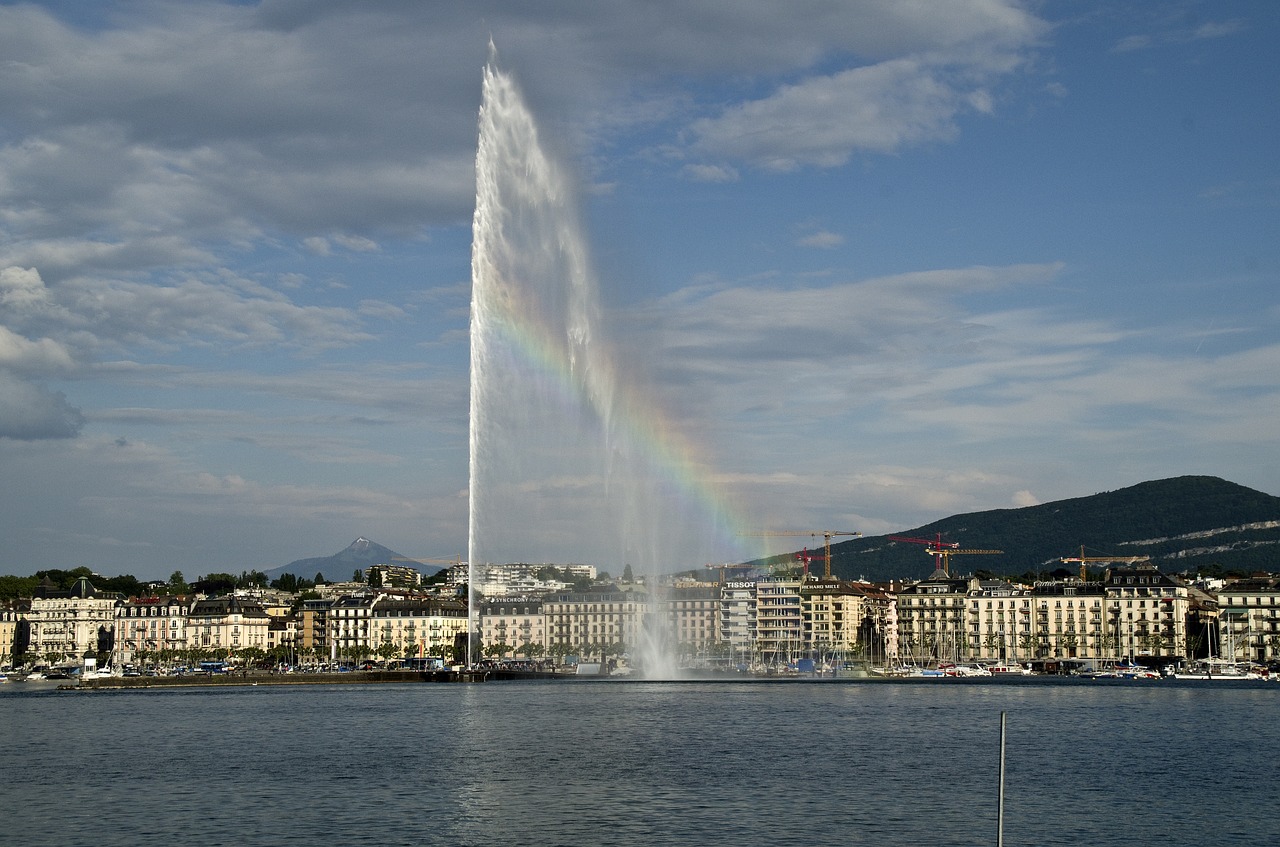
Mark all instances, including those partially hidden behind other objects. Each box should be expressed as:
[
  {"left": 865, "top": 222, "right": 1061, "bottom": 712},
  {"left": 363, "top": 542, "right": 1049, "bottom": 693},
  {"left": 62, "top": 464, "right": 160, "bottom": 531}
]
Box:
[{"left": 1, "top": 1, "right": 1276, "bottom": 581}]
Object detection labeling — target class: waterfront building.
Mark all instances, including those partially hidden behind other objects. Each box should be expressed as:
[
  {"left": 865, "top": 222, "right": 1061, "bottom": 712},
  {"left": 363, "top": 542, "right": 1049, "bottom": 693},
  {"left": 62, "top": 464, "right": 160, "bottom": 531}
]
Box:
[
  {"left": 897, "top": 572, "right": 977, "bottom": 663},
  {"left": 1026, "top": 580, "right": 1107, "bottom": 662},
  {"left": 27, "top": 577, "right": 121, "bottom": 663},
  {"left": 1103, "top": 564, "right": 1188, "bottom": 663},
  {"left": 718, "top": 580, "right": 757, "bottom": 667},
  {"left": 187, "top": 595, "right": 270, "bottom": 656},
  {"left": 368, "top": 595, "right": 468, "bottom": 662},
  {"left": 1215, "top": 577, "right": 1280, "bottom": 664},
  {"left": 857, "top": 582, "right": 896, "bottom": 665},
  {"left": 116, "top": 595, "right": 191, "bottom": 664},
  {"left": 266, "top": 615, "right": 298, "bottom": 659},
  {"left": 330, "top": 591, "right": 376, "bottom": 661},
  {"left": 1, "top": 604, "right": 26, "bottom": 664},
  {"left": 331, "top": 592, "right": 467, "bottom": 663},
  {"left": 543, "top": 587, "right": 644, "bottom": 662},
  {"left": 662, "top": 583, "right": 720, "bottom": 664},
  {"left": 800, "top": 579, "right": 871, "bottom": 662},
  {"left": 479, "top": 597, "right": 546, "bottom": 659},
  {"left": 753, "top": 575, "right": 804, "bottom": 664},
  {"left": 297, "top": 596, "right": 334, "bottom": 660}
]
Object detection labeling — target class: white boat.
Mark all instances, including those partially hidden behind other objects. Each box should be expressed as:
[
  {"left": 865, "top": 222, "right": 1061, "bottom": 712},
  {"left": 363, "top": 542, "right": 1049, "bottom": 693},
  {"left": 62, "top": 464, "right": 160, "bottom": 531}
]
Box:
[
  {"left": 986, "top": 662, "right": 1033, "bottom": 676},
  {"left": 940, "top": 663, "right": 991, "bottom": 677},
  {"left": 869, "top": 665, "right": 918, "bottom": 678},
  {"left": 1170, "top": 659, "right": 1264, "bottom": 681}
]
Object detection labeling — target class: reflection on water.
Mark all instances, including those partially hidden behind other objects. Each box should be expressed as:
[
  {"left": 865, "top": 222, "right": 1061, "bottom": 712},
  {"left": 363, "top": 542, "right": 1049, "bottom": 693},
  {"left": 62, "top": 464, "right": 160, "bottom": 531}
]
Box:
[{"left": 2, "top": 679, "right": 1277, "bottom": 846}]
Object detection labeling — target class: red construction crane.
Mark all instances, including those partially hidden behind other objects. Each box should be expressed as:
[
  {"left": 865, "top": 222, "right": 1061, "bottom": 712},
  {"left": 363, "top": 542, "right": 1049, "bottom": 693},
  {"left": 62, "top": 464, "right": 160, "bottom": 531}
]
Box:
[
  {"left": 742, "top": 530, "right": 862, "bottom": 579},
  {"left": 795, "top": 547, "right": 823, "bottom": 581}
]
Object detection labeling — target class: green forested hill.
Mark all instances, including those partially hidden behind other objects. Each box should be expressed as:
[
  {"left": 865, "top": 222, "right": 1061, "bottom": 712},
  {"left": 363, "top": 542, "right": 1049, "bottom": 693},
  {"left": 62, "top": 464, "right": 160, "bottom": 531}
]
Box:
[{"left": 769, "top": 476, "right": 1280, "bottom": 582}]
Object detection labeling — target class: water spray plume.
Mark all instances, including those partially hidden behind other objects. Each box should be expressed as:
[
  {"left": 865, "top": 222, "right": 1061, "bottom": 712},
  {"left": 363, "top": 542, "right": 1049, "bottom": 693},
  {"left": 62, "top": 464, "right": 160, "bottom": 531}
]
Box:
[{"left": 468, "top": 51, "right": 756, "bottom": 676}]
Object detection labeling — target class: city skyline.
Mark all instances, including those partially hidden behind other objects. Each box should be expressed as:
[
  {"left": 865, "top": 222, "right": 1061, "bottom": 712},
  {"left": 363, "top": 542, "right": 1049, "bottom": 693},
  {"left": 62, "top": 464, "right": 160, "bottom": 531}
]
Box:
[{"left": 1, "top": 2, "right": 1277, "bottom": 580}]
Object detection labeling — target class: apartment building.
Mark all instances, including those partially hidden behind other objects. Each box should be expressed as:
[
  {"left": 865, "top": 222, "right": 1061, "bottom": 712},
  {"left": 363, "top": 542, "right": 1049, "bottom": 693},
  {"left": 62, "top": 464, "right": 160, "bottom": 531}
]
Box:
[
  {"left": 479, "top": 597, "right": 546, "bottom": 658},
  {"left": 27, "top": 576, "right": 121, "bottom": 662},
  {"left": 1216, "top": 577, "right": 1280, "bottom": 663},
  {"left": 187, "top": 595, "right": 271, "bottom": 654},
  {"left": 1103, "top": 564, "right": 1189, "bottom": 662},
  {"left": 116, "top": 595, "right": 191, "bottom": 663}
]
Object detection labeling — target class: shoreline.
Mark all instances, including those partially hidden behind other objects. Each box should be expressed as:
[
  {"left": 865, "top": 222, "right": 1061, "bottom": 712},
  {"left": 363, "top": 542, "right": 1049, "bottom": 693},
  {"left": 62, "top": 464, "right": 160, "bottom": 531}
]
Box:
[{"left": 67, "top": 668, "right": 562, "bottom": 690}]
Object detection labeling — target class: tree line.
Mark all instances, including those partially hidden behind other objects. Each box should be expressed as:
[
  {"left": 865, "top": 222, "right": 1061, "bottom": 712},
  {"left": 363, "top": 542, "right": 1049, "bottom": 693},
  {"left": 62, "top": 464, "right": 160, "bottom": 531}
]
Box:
[{"left": 0, "top": 566, "right": 328, "bottom": 603}]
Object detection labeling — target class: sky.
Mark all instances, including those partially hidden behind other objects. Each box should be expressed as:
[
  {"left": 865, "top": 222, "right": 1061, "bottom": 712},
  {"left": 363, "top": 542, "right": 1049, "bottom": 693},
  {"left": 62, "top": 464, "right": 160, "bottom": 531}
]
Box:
[{"left": 1, "top": 1, "right": 1277, "bottom": 581}]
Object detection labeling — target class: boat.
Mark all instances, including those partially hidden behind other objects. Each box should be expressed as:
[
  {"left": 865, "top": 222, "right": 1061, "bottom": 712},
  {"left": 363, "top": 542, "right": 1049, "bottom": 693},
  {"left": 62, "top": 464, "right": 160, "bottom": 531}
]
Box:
[
  {"left": 986, "top": 662, "right": 1033, "bottom": 676},
  {"left": 868, "top": 665, "right": 917, "bottom": 678},
  {"left": 1170, "top": 622, "right": 1265, "bottom": 680},
  {"left": 1170, "top": 659, "right": 1265, "bottom": 681},
  {"left": 940, "top": 662, "right": 991, "bottom": 677}
]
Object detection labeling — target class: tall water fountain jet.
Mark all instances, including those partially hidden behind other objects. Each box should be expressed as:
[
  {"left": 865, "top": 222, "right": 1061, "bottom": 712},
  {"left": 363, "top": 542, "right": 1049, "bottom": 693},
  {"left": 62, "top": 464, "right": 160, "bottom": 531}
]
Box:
[{"left": 469, "top": 53, "right": 742, "bottom": 677}]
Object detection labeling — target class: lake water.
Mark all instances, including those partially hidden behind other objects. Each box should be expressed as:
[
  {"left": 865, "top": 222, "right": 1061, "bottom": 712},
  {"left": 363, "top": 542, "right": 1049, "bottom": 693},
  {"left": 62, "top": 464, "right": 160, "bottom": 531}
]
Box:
[{"left": 2, "top": 677, "right": 1277, "bottom": 846}]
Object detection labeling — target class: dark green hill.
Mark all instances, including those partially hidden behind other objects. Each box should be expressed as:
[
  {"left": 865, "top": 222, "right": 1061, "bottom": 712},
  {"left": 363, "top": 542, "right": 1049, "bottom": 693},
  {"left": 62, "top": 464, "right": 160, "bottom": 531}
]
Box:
[{"left": 771, "top": 476, "right": 1280, "bottom": 582}]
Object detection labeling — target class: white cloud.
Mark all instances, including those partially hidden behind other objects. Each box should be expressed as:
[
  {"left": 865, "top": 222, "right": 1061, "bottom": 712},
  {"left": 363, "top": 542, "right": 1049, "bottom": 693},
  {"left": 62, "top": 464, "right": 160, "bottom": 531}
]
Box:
[
  {"left": 1011, "top": 490, "right": 1040, "bottom": 507},
  {"left": 689, "top": 59, "right": 964, "bottom": 170},
  {"left": 332, "top": 234, "right": 380, "bottom": 253},
  {"left": 797, "top": 230, "right": 844, "bottom": 249},
  {"left": 0, "top": 267, "right": 53, "bottom": 312},
  {"left": 681, "top": 163, "right": 739, "bottom": 183},
  {"left": 0, "top": 325, "right": 76, "bottom": 374},
  {"left": 302, "top": 237, "right": 332, "bottom": 256}
]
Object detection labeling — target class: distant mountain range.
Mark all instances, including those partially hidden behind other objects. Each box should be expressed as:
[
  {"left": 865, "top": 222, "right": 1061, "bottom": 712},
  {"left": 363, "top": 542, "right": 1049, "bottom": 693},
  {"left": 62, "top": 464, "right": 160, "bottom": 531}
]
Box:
[
  {"left": 776, "top": 476, "right": 1280, "bottom": 583},
  {"left": 265, "top": 537, "right": 443, "bottom": 583}
]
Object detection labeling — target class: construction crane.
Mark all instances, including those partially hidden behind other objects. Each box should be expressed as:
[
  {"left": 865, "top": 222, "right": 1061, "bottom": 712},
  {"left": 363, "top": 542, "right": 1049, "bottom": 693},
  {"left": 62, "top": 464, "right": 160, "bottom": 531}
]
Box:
[
  {"left": 795, "top": 548, "right": 824, "bottom": 581},
  {"left": 742, "top": 530, "right": 862, "bottom": 579},
  {"left": 888, "top": 534, "right": 1001, "bottom": 576},
  {"left": 888, "top": 534, "right": 959, "bottom": 574},
  {"left": 1059, "top": 546, "right": 1149, "bottom": 581},
  {"left": 931, "top": 547, "right": 1004, "bottom": 577}
]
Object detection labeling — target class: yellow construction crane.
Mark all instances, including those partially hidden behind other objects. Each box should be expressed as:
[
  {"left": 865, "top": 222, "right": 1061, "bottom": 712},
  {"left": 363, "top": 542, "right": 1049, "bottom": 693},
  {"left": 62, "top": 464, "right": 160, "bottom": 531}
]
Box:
[
  {"left": 742, "top": 530, "right": 862, "bottom": 579},
  {"left": 888, "top": 534, "right": 1001, "bottom": 576},
  {"left": 930, "top": 547, "right": 1003, "bottom": 577},
  {"left": 1059, "top": 546, "right": 1149, "bottom": 581}
]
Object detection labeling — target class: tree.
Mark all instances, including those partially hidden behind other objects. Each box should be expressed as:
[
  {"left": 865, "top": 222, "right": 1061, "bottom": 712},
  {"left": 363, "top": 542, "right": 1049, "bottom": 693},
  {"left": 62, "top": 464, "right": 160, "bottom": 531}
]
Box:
[
  {"left": 376, "top": 639, "right": 399, "bottom": 662},
  {"left": 353, "top": 569, "right": 364, "bottom": 583},
  {"left": 168, "top": 571, "right": 190, "bottom": 593},
  {"left": 238, "top": 570, "right": 268, "bottom": 589},
  {"left": 622, "top": 564, "right": 634, "bottom": 583},
  {"left": 194, "top": 573, "right": 237, "bottom": 595},
  {"left": 484, "top": 641, "right": 514, "bottom": 660},
  {"left": 272, "top": 573, "right": 315, "bottom": 593},
  {"left": 0, "top": 574, "right": 37, "bottom": 602}
]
